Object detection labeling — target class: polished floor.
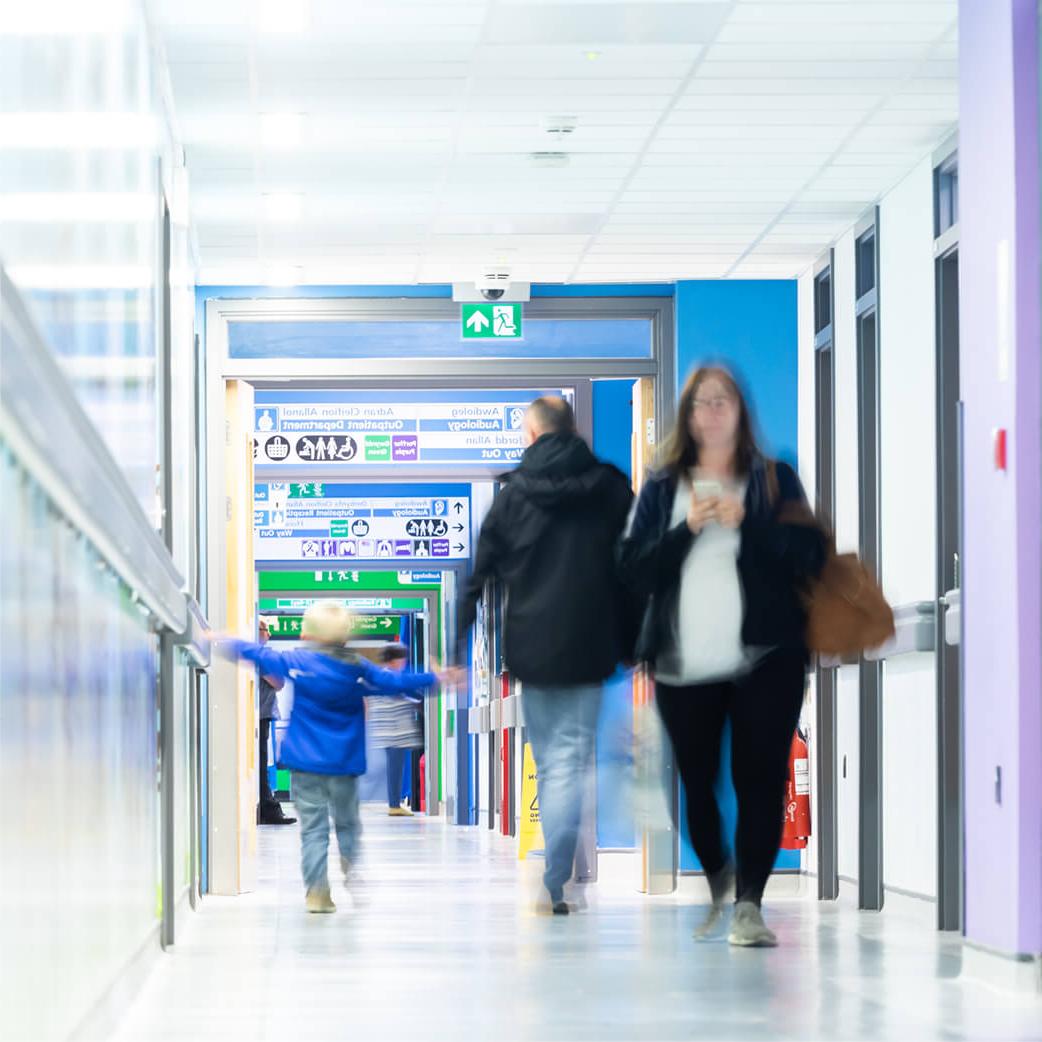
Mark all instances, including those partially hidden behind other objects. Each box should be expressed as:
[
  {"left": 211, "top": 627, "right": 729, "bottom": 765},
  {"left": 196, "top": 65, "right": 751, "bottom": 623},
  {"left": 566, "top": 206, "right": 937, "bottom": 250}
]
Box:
[{"left": 112, "top": 808, "right": 1041, "bottom": 1042}]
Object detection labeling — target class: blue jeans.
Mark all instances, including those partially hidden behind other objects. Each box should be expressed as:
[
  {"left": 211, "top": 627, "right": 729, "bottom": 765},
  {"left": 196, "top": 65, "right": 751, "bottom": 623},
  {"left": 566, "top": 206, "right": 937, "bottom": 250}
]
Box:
[
  {"left": 522, "top": 684, "right": 602, "bottom": 902},
  {"left": 292, "top": 771, "right": 361, "bottom": 891},
  {"left": 386, "top": 747, "right": 406, "bottom": 807}
]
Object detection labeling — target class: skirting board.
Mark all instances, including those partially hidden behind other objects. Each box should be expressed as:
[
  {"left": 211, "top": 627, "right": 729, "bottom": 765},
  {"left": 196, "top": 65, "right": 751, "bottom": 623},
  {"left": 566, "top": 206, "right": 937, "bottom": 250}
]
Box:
[
  {"left": 962, "top": 941, "right": 1042, "bottom": 995},
  {"left": 69, "top": 922, "right": 162, "bottom": 1042}
]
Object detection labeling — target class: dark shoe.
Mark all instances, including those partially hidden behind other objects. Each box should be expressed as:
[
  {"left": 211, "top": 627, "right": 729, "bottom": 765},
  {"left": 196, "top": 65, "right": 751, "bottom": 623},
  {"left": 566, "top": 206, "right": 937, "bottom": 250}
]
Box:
[
  {"left": 552, "top": 901, "right": 570, "bottom": 916},
  {"left": 259, "top": 811, "right": 296, "bottom": 825}
]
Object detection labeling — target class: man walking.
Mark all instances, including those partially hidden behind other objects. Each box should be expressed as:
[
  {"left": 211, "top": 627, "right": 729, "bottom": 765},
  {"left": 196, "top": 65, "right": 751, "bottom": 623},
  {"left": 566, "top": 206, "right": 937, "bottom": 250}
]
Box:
[{"left": 459, "top": 397, "right": 633, "bottom": 913}]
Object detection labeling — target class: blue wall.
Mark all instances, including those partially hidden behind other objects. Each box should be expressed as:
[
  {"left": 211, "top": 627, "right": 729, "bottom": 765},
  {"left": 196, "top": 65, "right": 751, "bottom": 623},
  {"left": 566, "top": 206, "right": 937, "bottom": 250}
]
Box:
[
  {"left": 674, "top": 280, "right": 799, "bottom": 466},
  {"left": 592, "top": 380, "right": 636, "bottom": 849},
  {"left": 674, "top": 279, "right": 801, "bottom": 873}
]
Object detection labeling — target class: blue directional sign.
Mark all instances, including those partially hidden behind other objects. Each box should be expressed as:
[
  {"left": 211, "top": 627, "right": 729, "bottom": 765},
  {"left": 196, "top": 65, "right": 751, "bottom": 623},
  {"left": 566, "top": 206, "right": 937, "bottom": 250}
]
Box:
[{"left": 254, "top": 482, "right": 471, "bottom": 564}]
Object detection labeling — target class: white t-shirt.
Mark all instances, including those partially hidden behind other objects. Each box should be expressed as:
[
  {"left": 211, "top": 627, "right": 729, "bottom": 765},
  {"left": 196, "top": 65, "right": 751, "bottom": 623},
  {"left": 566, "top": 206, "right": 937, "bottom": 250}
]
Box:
[{"left": 655, "top": 476, "right": 748, "bottom": 686}]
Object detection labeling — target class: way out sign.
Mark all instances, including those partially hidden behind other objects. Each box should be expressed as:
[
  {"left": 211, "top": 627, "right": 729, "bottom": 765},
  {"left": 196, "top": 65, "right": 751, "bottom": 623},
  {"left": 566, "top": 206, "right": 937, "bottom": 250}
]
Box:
[{"left": 461, "top": 303, "right": 523, "bottom": 340}]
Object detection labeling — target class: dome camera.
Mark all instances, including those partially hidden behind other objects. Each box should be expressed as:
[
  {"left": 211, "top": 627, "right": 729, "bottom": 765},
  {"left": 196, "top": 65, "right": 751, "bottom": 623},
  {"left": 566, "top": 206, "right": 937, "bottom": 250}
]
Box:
[{"left": 476, "top": 268, "right": 511, "bottom": 301}]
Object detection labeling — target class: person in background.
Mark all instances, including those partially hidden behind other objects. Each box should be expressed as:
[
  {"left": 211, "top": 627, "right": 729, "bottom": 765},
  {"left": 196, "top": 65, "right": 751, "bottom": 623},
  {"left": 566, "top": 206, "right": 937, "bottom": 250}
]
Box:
[
  {"left": 367, "top": 642, "right": 424, "bottom": 817},
  {"left": 256, "top": 618, "right": 295, "bottom": 826},
  {"left": 619, "top": 364, "right": 825, "bottom": 948},
  {"left": 221, "top": 602, "right": 454, "bottom": 914},
  {"left": 458, "top": 396, "right": 633, "bottom": 915}
]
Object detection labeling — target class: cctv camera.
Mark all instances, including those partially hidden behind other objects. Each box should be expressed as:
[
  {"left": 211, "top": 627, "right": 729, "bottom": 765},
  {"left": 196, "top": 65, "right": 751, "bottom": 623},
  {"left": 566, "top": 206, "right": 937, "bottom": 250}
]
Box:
[{"left": 476, "top": 269, "right": 511, "bottom": 301}]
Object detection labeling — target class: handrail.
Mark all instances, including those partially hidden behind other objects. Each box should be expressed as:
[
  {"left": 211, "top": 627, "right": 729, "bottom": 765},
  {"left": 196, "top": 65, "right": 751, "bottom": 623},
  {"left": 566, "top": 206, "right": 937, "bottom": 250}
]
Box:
[
  {"left": 176, "top": 595, "right": 212, "bottom": 668},
  {"left": 0, "top": 266, "right": 189, "bottom": 635}
]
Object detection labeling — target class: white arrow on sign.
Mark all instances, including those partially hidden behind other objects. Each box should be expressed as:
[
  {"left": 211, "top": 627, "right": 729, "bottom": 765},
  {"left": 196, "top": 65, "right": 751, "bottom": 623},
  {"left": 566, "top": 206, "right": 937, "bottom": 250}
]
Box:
[
  {"left": 380, "top": 618, "right": 393, "bottom": 629},
  {"left": 466, "top": 310, "right": 490, "bottom": 332}
]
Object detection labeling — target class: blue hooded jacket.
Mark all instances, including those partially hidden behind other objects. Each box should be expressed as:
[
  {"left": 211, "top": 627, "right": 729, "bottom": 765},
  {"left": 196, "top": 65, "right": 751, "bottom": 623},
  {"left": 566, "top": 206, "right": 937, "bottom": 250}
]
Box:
[{"left": 227, "top": 640, "right": 437, "bottom": 776}]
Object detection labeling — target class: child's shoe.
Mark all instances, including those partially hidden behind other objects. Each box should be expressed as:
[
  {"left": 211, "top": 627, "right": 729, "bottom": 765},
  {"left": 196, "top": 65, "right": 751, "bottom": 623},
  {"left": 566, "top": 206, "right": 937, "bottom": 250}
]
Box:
[{"left": 305, "top": 886, "right": 336, "bottom": 913}]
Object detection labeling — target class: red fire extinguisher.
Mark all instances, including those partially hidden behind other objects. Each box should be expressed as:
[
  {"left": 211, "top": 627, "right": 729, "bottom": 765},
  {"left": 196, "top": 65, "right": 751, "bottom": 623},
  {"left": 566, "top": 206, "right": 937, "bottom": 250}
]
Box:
[{"left": 781, "top": 729, "right": 811, "bottom": 850}]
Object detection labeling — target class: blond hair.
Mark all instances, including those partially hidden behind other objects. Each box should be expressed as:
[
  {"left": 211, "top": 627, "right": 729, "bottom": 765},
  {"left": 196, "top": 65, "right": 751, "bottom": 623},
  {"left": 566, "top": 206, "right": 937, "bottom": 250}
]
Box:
[{"left": 301, "top": 601, "right": 355, "bottom": 645}]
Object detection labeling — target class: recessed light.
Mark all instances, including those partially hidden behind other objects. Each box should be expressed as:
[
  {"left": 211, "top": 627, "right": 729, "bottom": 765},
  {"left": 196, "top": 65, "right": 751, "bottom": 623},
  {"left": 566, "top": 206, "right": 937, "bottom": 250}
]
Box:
[
  {"left": 542, "top": 115, "right": 578, "bottom": 137},
  {"left": 584, "top": 51, "right": 602, "bottom": 61},
  {"left": 257, "top": 0, "right": 310, "bottom": 34},
  {"left": 260, "top": 113, "right": 304, "bottom": 148},
  {"left": 530, "top": 152, "right": 570, "bottom": 169},
  {"left": 262, "top": 193, "right": 303, "bottom": 221}
]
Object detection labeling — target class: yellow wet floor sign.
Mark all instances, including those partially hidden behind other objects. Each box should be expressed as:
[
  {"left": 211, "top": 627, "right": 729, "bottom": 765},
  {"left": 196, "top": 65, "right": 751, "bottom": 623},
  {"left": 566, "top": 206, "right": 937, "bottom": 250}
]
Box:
[{"left": 518, "top": 741, "right": 545, "bottom": 860}]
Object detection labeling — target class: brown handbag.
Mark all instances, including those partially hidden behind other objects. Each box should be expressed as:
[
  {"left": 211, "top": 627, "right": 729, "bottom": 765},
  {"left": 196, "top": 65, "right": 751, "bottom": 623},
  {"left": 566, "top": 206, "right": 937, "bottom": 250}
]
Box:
[
  {"left": 804, "top": 548, "right": 895, "bottom": 657},
  {"left": 767, "top": 462, "right": 895, "bottom": 657}
]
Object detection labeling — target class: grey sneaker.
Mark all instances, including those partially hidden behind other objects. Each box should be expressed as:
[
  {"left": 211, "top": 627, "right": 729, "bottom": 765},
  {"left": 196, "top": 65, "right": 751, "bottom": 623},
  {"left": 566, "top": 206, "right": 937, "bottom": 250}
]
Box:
[
  {"left": 728, "top": 901, "right": 778, "bottom": 947},
  {"left": 694, "top": 863, "right": 735, "bottom": 940}
]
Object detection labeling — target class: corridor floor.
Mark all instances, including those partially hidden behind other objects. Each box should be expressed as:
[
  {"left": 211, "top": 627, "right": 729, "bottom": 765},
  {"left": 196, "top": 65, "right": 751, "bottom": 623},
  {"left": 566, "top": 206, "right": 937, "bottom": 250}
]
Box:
[{"left": 111, "top": 808, "right": 1041, "bottom": 1042}]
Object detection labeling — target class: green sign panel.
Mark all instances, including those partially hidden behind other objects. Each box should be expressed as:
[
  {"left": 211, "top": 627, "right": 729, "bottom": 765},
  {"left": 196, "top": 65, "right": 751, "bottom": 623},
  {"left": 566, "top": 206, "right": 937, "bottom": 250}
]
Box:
[
  {"left": 355, "top": 615, "right": 400, "bottom": 637},
  {"left": 258, "top": 570, "right": 442, "bottom": 592},
  {"left": 365, "top": 435, "right": 392, "bottom": 462},
  {"left": 461, "top": 302, "right": 522, "bottom": 340},
  {"left": 289, "top": 482, "right": 326, "bottom": 498},
  {"left": 267, "top": 614, "right": 402, "bottom": 640},
  {"left": 259, "top": 596, "right": 426, "bottom": 612}
]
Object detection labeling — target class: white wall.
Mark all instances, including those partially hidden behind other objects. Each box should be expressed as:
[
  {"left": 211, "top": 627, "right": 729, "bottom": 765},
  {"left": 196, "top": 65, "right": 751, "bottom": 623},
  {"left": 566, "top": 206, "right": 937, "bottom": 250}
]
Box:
[{"left": 878, "top": 157, "right": 939, "bottom": 899}]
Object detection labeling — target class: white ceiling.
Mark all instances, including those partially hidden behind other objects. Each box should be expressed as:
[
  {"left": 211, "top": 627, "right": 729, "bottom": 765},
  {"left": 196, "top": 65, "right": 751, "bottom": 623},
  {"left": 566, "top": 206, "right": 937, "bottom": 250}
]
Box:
[{"left": 153, "top": 0, "right": 959, "bottom": 285}]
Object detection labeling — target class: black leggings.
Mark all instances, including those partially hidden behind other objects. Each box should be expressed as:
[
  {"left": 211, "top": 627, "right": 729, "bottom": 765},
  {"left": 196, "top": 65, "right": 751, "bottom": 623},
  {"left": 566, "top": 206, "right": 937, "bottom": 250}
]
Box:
[{"left": 656, "top": 649, "right": 806, "bottom": 906}]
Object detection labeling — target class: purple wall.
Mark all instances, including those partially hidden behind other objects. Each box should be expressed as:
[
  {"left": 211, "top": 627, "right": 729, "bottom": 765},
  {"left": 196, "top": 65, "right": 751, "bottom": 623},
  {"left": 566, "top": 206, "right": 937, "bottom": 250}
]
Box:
[{"left": 960, "top": 0, "right": 1042, "bottom": 956}]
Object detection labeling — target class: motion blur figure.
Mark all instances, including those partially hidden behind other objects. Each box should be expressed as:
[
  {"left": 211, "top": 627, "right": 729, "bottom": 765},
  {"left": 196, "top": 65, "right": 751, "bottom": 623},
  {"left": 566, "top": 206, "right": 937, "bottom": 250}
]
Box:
[
  {"left": 256, "top": 618, "right": 295, "bottom": 825},
  {"left": 459, "top": 397, "right": 633, "bottom": 914},
  {"left": 222, "top": 603, "right": 444, "bottom": 913},
  {"left": 367, "top": 642, "right": 424, "bottom": 817},
  {"left": 620, "top": 365, "right": 825, "bottom": 947}
]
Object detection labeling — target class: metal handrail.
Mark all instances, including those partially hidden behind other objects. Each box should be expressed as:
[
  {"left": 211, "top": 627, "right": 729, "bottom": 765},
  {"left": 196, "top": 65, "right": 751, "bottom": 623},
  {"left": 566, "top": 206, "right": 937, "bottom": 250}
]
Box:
[
  {"left": 0, "top": 266, "right": 191, "bottom": 635},
  {"left": 176, "top": 595, "right": 212, "bottom": 668}
]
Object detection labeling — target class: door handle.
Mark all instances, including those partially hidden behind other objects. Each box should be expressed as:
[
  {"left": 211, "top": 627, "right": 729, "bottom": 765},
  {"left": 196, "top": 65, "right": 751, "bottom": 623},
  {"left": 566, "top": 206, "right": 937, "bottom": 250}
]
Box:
[{"left": 941, "top": 587, "right": 960, "bottom": 646}]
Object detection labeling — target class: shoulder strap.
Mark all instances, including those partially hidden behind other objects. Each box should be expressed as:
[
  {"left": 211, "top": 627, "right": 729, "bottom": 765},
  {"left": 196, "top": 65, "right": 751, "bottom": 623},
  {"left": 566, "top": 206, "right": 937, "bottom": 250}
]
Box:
[{"left": 765, "top": 458, "right": 780, "bottom": 508}]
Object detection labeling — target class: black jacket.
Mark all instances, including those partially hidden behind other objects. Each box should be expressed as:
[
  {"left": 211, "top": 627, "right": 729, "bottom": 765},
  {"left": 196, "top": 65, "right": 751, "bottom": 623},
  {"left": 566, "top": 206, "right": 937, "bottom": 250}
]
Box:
[
  {"left": 458, "top": 433, "right": 634, "bottom": 686},
  {"left": 618, "top": 458, "right": 826, "bottom": 668}
]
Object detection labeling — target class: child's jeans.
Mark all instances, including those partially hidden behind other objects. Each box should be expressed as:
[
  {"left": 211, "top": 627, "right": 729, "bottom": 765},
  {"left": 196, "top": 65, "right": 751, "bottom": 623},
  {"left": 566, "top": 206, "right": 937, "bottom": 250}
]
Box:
[{"left": 291, "top": 771, "right": 361, "bottom": 890}]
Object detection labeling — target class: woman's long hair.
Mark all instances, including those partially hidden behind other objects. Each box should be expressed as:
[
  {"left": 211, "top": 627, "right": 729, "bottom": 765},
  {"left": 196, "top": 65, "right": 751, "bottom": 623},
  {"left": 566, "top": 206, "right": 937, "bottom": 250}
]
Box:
[{"left": 659, "top": 364, "right": 763, "bottom": 479}]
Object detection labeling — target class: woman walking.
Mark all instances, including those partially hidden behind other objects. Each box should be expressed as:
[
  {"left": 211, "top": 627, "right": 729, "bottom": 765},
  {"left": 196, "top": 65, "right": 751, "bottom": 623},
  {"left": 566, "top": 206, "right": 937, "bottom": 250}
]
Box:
[{"left": 620, "top": 365, "right": 825, "bottom": 947}]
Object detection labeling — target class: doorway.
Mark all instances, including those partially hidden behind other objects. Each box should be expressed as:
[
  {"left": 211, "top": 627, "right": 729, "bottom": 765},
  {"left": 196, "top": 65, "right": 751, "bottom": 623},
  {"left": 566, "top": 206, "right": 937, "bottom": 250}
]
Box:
[
  {"left": 855, "top": 213, "right": 884, "bottom": 912},
  {"left": 934, "top": 148, "right": 963, "bottom": 932}
]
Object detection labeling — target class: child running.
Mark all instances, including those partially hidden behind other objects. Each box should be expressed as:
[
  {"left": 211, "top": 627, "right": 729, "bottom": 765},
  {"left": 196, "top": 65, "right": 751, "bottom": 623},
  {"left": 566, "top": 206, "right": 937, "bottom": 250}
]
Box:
[{"left": 221, "top": 601, "right": 455, "bottom": 913}]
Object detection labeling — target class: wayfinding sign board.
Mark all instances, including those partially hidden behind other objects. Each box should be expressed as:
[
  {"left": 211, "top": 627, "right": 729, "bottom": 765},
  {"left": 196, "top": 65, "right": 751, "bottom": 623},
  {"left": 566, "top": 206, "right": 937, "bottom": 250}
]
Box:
[
  {"left": 266, "top": 614, "right": 402, "bottom": 641},
  {"left": 259, "top": 597, "right": 426, "bottom": 613},
  {"left": 254, "top": 482, "right": 470, "bottom": 564},
  {"left": 258, "top": 570, "right": 443, "bottom": 592},
  {"left": 253, "top": 388, "right": 572, "bottom": 471}
]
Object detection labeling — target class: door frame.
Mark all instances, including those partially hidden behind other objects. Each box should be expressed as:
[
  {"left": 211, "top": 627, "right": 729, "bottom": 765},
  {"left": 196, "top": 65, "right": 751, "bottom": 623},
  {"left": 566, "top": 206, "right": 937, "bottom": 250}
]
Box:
[
  {"left": 812, "top": 249, "right": 840, "bottom": 902},
  {"left": 204, "top": 294, "right": 676, "bottom": 878},
  {"left": 933, "top": 137, "right": 963, "bottom": 932},
  {"left": 854, "top": 208, "right": 885, "bottom": 912}
]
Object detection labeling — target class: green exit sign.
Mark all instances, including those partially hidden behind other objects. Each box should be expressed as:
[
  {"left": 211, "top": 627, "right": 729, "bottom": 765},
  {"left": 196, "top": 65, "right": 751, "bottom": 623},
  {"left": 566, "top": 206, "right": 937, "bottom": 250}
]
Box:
[{"left": 461, "top": 303, "right": 523, "bottom": 340}]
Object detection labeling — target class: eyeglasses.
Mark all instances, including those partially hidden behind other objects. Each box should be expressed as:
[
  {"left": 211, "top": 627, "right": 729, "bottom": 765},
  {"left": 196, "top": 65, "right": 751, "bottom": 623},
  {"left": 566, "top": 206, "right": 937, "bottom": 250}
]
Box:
[{"left": 692, "top": 396, "right": 734, "bottom": 414}]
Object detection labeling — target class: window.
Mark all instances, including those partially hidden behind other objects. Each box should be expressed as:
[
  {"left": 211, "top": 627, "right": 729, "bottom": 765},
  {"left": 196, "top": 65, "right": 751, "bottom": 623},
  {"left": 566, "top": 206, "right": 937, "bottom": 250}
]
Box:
[
  {"left": 934, "top": 154, "right": 959, "bottom": 237},
  {"left": 856, "top": 227, "right": 876, "bottom": 301},
  {"left": 814, "top": 269, "right": 832, "bottom": 335}
]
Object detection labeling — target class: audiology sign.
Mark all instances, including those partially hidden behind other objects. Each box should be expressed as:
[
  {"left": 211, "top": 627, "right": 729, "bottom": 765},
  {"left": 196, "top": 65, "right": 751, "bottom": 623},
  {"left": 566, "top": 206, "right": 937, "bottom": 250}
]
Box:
[
  {"left": 253, "top": 388, "right": 572, "bottom": 470},
  {"left": 254, "top": 482, "right": 471, "bottom": 563}
]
